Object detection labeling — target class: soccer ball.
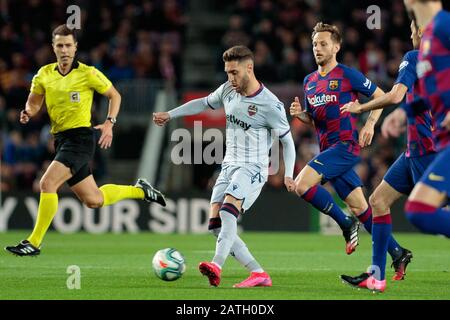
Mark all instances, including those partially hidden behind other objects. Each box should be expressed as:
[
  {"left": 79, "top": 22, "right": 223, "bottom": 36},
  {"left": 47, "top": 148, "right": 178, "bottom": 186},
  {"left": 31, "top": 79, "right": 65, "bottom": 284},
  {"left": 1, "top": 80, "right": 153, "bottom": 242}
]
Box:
[{"left": 152, "top": 248, "right": 186, "bottom": 281}]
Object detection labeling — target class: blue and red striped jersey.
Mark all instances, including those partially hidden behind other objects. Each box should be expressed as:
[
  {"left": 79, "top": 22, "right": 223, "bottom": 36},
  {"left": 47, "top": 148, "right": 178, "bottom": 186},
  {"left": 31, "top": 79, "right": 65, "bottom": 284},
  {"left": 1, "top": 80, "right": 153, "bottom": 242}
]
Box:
[
  {"left": 416, "top": 10, "right": 450, "bottom": 152},
  {"left": 395, "top": 50, "right": 436, "bottom": 157},
  {"left": 303, "top": 63, "right": 377, "bottom": 155}
]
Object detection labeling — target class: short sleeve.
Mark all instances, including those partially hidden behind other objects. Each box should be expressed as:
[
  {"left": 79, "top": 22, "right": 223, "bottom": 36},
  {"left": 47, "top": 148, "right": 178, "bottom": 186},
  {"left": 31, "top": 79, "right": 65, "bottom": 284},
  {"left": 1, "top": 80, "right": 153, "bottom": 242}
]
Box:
[
  {"left": 345, "top": 67, "right": 377, "bottom": 97},
  {"left": 395, "top": 51, "right": 417, "bottom": 89},
  {"left": 30, "top": 68, "right": 45, "bottom": 95},
  {"left": 266, "top": 101, "right": 291, "bottom": 138},
  {"left": 88, "top": 67, "right": 112, "bottom": 94}
]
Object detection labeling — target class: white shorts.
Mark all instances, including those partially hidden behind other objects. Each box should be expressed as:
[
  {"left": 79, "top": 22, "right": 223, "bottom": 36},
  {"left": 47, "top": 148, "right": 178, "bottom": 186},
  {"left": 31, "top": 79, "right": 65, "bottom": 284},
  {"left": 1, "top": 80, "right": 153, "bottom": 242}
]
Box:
[{"left": 210, "top": 164, "right": 267, "bottom": 212}]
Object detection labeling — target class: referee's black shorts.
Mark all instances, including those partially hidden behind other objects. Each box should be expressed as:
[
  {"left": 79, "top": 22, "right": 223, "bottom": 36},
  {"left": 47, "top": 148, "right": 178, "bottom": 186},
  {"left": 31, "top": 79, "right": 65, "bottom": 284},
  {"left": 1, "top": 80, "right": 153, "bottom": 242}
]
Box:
[{"left": 53, "top": 127, "right": 95, "bottom": 187}]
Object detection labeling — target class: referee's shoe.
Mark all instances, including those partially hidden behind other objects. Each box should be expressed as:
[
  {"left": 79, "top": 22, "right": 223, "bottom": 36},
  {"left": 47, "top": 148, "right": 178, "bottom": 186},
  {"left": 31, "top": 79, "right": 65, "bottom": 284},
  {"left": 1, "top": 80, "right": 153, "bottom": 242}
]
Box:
[
  {"left": 5, "top": 240, "right": 40, "bottom": 257},
  {"left": 135, "top": 178, "right": 166, "bottom": 207}
]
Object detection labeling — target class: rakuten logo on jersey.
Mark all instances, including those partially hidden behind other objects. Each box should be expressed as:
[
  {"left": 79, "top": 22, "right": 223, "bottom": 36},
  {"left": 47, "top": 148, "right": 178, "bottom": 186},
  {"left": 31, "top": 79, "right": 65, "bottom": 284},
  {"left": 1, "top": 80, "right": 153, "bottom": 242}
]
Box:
[{"left": 307, "top": 94, "right": 338, "bottom": 107}]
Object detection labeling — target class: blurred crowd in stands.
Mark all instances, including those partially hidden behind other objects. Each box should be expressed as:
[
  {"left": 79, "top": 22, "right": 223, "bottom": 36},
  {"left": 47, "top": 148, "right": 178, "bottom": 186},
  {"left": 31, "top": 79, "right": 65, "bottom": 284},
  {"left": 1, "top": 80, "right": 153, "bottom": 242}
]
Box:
[{"left": 1, "top": 0, "right": 421, "bottom": 197}]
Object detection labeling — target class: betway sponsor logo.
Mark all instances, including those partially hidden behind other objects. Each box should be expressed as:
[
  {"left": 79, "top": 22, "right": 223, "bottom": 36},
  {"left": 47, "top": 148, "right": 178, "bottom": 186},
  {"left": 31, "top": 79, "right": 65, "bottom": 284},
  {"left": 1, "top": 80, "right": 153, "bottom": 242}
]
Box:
[
  {"left": 226, "top": 114, "right": 251, "bottom": 131},
  {"left": 307, "top": 94, "right": 338, "bottom": 107}
]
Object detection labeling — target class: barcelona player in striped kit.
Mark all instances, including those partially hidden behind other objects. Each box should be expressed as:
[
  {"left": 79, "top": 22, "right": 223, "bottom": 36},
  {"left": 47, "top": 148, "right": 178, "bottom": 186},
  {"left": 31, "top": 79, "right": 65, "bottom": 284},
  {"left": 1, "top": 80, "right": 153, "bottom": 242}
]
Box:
[
  {"left": 290, "top": 22, "right": 409, "bottom": 269},
  {"left": 403, "top": 0, "right": 450, "bottom": 235},
  {"left": 340, "top": 20, "right": 436, "bottom": 292}
]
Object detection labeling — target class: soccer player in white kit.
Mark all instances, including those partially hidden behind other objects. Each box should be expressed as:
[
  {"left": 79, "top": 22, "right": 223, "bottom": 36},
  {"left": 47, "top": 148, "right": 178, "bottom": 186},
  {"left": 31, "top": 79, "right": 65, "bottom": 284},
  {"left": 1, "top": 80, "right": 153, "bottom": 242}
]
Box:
[{"left": 153, "top": 46, "right": 296, "bottom": 288}]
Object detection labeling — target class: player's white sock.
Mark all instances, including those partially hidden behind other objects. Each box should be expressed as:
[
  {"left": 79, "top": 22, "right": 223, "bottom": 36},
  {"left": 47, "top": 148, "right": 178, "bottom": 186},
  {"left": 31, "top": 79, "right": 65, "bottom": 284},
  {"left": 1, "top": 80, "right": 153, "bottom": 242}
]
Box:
[
  {"left": 210, "top": 228, "right": 263, "bottom": 273},
  {"left": 212, "top": 210, "right": 237, "bottom": 268}
]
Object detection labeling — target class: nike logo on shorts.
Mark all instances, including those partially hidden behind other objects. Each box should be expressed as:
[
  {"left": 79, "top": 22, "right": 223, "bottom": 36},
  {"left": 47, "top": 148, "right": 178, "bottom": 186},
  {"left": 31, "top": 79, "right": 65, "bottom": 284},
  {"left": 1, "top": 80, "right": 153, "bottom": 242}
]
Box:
[
  {"left": 428, "top": 173, "right": 444, "bottom": 182},
  {"left": 313, "top": 159, "right": 324, "bottom": 166}
]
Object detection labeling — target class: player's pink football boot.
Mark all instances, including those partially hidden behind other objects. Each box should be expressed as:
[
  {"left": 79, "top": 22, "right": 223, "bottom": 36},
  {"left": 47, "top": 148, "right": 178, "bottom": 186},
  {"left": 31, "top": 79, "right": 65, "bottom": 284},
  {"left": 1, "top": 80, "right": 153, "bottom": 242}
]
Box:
[
  {"left": 341, "top": 272, "right": 386, "bottom": 293},
  {"left": 233, "top": 271, "right": 272, "bottom": 288},
  {"left": 199, "top": 261, "right": 221, "bottom": 287}
]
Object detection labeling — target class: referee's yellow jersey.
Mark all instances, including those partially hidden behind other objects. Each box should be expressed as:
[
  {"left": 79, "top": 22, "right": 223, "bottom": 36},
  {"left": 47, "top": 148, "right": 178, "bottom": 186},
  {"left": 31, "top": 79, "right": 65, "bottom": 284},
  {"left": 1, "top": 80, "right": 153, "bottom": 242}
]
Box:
[{"left": 30, "top": 61, "right": 112, "bottom": 134}]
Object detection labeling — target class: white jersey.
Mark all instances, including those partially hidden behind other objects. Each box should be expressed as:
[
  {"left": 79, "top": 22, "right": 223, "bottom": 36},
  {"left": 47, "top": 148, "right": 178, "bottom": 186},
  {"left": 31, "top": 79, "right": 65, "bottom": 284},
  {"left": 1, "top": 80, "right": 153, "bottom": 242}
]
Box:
[{"left": 205, "top": 82, "right": 291, "bottom": 172}]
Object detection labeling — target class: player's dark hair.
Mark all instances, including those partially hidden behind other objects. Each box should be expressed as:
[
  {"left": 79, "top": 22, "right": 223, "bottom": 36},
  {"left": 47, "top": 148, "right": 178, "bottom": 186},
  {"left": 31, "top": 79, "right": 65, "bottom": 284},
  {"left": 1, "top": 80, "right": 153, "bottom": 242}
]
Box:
[
  {"left": 52, "top": 24, "right": 77, "bottom": 42},
  {"left": 222, "top": 45, "right": 254, "bottom": 63},
  {"left": 311, "top": 22, "right": 342, "bottom": 45}
]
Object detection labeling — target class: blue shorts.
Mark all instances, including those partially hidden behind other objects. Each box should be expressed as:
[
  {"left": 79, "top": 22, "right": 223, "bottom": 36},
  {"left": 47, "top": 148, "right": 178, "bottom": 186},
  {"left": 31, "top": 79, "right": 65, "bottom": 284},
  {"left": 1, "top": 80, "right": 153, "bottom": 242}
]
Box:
[
  {"left": 308, "top": 141, "right": 362, "bottom": 200},
  {"left": 419, "top": 147, "right": 450, "bottom": 198},
  {"left": 384, "top": 152, "right": 436, "bottom": 194}
]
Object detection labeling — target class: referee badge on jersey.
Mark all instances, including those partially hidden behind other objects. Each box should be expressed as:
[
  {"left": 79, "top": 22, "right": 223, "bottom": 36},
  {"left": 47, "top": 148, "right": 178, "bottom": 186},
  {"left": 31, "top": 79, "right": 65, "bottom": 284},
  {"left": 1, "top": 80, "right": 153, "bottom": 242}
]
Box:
[
  {"left": 70, "top": 92, "right": 80, "bottom": 103},
  {"left": 248, "top": 105, "right": 258, "bottom": 116},
  {"left": 328, "top": 80, "right": 340, "bottom": 90}
]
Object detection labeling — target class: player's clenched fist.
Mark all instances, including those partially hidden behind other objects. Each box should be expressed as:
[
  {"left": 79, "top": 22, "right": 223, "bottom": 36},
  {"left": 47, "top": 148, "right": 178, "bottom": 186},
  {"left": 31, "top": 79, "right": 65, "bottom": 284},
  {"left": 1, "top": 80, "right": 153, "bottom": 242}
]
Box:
[
  {"left": 153, "top": 112, "right": 171, "bottom": 126},
  {"left": 20, "top": 110, "right": 30, "bottom": 124},
  {"left": 284, "top": 177, "right": 296, "bottom": 193}
]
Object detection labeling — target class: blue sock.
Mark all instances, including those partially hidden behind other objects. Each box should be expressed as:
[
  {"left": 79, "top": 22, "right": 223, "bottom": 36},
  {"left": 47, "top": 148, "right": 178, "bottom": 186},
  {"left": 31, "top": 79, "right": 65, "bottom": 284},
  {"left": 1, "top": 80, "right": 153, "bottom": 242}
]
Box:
[
  {"left": 357, "top": 207, "right": 403, "bottom": 260},
  {"left": 371, "top": 214, "right": 392, "bottom": 281},
  {"left": 302, "top": 185, "right": 352, "bottom": 229},
  {"left": 405, "top": 201, "right": 450, "bottom": 237}
]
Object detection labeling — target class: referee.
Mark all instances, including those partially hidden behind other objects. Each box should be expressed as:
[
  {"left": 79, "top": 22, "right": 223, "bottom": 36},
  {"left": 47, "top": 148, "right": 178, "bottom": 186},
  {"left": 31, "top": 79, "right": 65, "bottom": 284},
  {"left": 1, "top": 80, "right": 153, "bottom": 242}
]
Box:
[{"left": 5, "top": 25, "right": 166, "bottom": 256}]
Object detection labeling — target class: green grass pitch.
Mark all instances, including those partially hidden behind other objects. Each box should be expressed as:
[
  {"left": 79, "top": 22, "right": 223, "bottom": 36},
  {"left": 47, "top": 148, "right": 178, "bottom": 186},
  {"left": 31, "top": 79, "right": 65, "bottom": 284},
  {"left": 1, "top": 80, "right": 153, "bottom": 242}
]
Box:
[{"left": 1, "top": 231, "right": 449, "bottom": 300}]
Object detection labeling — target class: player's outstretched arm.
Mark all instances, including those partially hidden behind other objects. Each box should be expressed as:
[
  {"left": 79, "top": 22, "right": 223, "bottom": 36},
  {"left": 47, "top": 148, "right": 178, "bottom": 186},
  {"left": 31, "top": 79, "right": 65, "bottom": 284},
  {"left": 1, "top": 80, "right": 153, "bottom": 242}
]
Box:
[
  {"left": 341, "top": 83, "right": 408, "bottom": 114},
  {"left": 20, "top": 92, "right": 44, "bottom": 124},
  {"left": 153, "top": 98, "right": 209, "bottom": 127},
  {"left": 290, "top": 96, "right": 312, "bottom": 125}
]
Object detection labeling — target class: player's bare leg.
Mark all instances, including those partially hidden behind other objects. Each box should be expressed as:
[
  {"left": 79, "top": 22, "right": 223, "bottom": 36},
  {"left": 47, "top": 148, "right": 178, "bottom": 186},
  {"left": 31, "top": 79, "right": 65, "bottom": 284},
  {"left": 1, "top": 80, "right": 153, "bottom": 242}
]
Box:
[
  {"left": 369, "top": 182, "right": 402, "bottom": 217},
  {"left": 343, "top": 187, "right": 368, "bottom": 217},
  {"left": 294, "top": 165, "right": 322, "bottom": 195},
  {"left": 295, "top": 165, "right": 359, "bottom": 254},
  {"left": 408, "top": 182, "right": 446, "bottom": 208},
  {"left": 71, "top": 175, "right": 104, "bottom": 208},
  {"left": 405, "top": 182, "right": 450, "bottom": 236}
]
